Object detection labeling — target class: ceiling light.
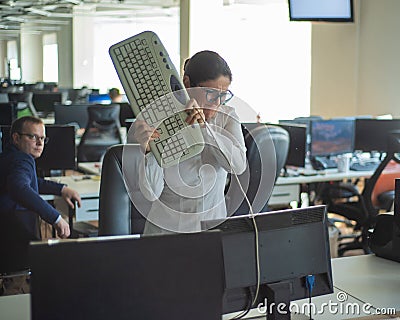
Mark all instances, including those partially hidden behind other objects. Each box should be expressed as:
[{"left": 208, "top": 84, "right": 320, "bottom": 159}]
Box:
[
  {"left": 65, "top": 0, "right": 82, "bottom": 4},
  {"left": 5, "top": 16, "right": 25, "bottom": 22},
  {"left": 26, "top": 7, "right": 51, "bottom": 16}
]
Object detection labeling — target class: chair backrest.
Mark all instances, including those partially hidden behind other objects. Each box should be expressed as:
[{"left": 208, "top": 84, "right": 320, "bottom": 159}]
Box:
[
  {"left": 8, "top": 92, "right": 38, "bottom": 117},
  {"left": 99, "top": 125, "right": 290, "bottom": 235},
  {"left": 225, "top": 124, "right": 289, "bottom": 216},
  {"left": 98, "top": 144, "right": 150, "bottom": 235},
  {"left": 77, "top": 104, "right": 122, "bottom": 162},
  {"left": 362, "top": 130, "right": 400, "bottom": 219}
]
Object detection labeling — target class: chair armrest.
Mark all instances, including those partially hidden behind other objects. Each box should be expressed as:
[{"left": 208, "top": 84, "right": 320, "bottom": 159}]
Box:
[{"left": 326, "top": 182, "right": 361, "bottom": 199}]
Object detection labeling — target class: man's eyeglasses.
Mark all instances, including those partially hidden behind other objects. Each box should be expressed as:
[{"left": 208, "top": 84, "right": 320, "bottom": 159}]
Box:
[
  {"left": 18, "top": 133, "right": 49, "bottom": 144},
  {"left": 201, "top": 88, "right": 234, "bottom": 105}
]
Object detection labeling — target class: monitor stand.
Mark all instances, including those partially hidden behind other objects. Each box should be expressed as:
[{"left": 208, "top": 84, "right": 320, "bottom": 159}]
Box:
[{"left": 257, "top": 282, "right": 306, "bottom": 320}]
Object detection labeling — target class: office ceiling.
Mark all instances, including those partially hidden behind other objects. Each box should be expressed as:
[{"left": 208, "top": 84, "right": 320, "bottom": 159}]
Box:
[
  {"left": 0, "top": 0, "right": 180, "bottom": 37},
  {"left": 0, "top": 0, "right": 277, "bottom": 39}
]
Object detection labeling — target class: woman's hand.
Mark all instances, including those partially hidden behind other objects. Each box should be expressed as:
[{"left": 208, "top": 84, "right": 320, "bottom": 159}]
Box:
[
  {"left": 133, "top": 120, "right": 160, "bottom": 153},
  {"left": 185, "top": 98, "right": 206, "bottom": 125}
]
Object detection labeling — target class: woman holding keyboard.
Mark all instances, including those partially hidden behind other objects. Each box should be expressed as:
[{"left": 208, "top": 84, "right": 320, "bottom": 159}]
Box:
[{"left": 132, "top": 50, "right": 247, "bottom": 234}]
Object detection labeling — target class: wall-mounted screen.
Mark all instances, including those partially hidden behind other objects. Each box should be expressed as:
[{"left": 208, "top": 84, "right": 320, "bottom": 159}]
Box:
[{"left": 288, "top": 0, "right": 354, "bottom": 22}]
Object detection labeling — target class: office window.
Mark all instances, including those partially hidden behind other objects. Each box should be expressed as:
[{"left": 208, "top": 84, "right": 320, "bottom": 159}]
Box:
[
  {"left": 86, "top": 1, "right": 311, "bottom": 120},
  {"left": 43, "top": 33, "right": 59, "bottom": 83},
  {"left": 7, "top": 40, "right": 20, "bottom": 81},
  {"left": 190, "top": 1, "right": 311, "bottom": 123},
  {"left": 93, "top": 9, "right": 180, "bottom": 94}
]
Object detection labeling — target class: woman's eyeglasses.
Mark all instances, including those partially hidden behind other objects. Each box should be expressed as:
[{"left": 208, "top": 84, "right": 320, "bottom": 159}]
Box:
[
  {"left": 201, "top": 88, "right": 234, "bottom": 105},
  {"left": 18, "top": 133, "right": 49, "bottom": 144}
]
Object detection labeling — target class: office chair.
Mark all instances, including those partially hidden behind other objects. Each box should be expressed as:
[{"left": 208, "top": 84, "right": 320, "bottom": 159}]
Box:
[
  {"left": 77, "top": 104, "right": 122, "bottom": 162},
  {"left": 98, "top": 144, "right": 150, "bottom": 235},
  {"left": 318, "top": 130, "right": 400, "bottom": 256},
  {"left": 225, "top": 124, "right": 289, "bottom": 216},
  {"left": 8, "top": 92, "right": 38, "bottom": 117}
]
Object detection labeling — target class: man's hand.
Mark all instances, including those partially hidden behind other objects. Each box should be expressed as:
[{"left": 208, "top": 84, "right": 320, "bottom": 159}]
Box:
[
  {"left": 54, "top": 218, "right": 70, "bottom": 239},
  {"left": 61, "top": 186, "right": 82, "bottom": 209}
]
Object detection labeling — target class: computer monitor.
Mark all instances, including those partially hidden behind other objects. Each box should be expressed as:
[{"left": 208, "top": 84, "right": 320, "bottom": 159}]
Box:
[
  {"left": 32, "top": 92, "right": 67, "bottom": 116},
  {"left": 354, "top": 119, "right": 400, "bottom": 152},
  {"left": 202, "top": 205, "right": 333, "bottom": 317},
  {"left": 36, "top": 125, "right": 76, "bottom": 173},
  {"left": 1, "top": 125, "right": 76, "bottom": 173},
  {"left": 88, "top": 93, "right": 112, "bottom": 104},
  {"left": 310, "top": 119, "right": 354, "bottom": 157},
  {"left": 0, "top": 102, "right": 18, "bottom": 125},
  {"left": 276, "top": 123, "right": 307, "bottom": 168},
  {"left": 54, "top": 104, "right": 90, "bottom": 128},
  {"left": 29, "top": 232, "right": 224, "bottom": 320},
  {"left": 289, "top": 0, "right": 354, "bottom": 22}
]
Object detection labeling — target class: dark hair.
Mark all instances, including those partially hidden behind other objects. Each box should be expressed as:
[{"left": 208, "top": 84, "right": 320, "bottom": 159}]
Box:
[
  {"left": 108, "top": 87, "right": 120, "bottom": 97},
  {"left": 183, "top": 50, "right": 232, "bottom": 87},
  {"left": 11, "top": 116, "right": 43, "bottom": 137}
]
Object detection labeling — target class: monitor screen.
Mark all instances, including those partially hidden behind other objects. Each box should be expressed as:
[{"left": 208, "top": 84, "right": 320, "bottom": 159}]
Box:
[
  {"left": 32, "top": 92, "right": 67, "bottom": 115},
  {"left": 30, "top": 232, "right": 224, "bottom": 320},
  {"left": 0, "top": 102, "right": 18, "bottom": 125},
  {"left": 88, "top": 93, "right": 112, "bottom": 104},
  {"left": 354, "top": 119, "right": 400, "bottom": 152},
  {"left": 54, "top": 104, "right": 90, "bottom": 129},
  {"left": 276, "top": 123, "right": 307, "bottom": 167},
  {"left": 310, "top": 119, "right": 354, "bottom": 157},
  {"left": 37, "top": 125, "right": 76, "bottom": 171},
  {"left": 289, "top": 0, "right": 354, "bottom": 22},
  {"left": 0, "top": 125, "right": 76, "bottom": 172}
]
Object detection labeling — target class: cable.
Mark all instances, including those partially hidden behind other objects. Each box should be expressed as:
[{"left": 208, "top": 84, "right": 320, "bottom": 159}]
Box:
[
  {"left": 305, "top": 275, "right": 315, "bottom": 320},
  {"left": 199, "top": 116, "right": 262, "bottom": 320}
]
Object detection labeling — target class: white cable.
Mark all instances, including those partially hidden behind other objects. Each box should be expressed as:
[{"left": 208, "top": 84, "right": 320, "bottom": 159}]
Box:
[{"left": 199, "top": 115, "right": 262, "bottom": 319}]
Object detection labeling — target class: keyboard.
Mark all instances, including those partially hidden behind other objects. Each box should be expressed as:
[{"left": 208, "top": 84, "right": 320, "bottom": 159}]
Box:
[
  {"left": 109, "top": 31, "right": 204, "bottom": 168},
  {"left": 350, "top": 161, "right": 380, "bottom": 171}
]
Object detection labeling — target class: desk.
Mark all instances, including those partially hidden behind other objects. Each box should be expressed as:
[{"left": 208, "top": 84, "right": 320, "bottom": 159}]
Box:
[
  {"left": 224, "top": 255, "right": 400, "bottom": 320},
  {"left": 2, "top": 255, "right": 398, "bottom": 320},
  {"left": 42, "top": 175, "right": 100, "bottom": 222},
  {"left": 270, "top": 169, "right": 375, "bottom": 207},
  {"left": 77, "top": 163, "right": 376, "bottom": 208}
]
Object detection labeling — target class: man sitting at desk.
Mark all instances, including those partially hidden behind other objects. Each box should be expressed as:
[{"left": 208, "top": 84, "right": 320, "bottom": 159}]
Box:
[{"left": 0, "top": 116, "right": 82, "bottom": 294}]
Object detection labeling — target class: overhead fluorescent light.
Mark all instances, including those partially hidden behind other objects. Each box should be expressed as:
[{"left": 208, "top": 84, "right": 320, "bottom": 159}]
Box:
[
  {"left": 5, "top": 16, "right": 25, "bottom": 22},
  {"left": 26, "top": 7, "right": 51, "bottom": 16},
  {"left": 65, "top": 0, "right": 82, "bottom": 4},
  {"left": 23, "top": 18, "right": 70, "bottom": 25}
]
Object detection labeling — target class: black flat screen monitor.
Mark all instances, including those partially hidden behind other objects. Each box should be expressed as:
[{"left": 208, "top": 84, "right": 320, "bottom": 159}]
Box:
[
  {"left": 354, "top": 119, "right": 400, "bottom": 152},
  {"left": 0, "top": 102, "right": 18, "bottom": 125},
  {"left": 37, "top": 125, "right": 76, "bottom": 172},
  {"left": 32, "top": 92, "right": 67, "bottom": 115},
  {"left": 310, "top": 119, "right": 354, "bottom": 157},
  {"left": 276, "top": 123, "right": 307, "bottom": 167},
  {"left": 30, "top": 232, "right": 224, "bottom": 320},
  {"left": 54, "top": 104, "right": 90, "bottom": 128},
  {"left": 1, "top": 125, "right": 76, "bottom": 172},
  {"left": 202, "top": 205, "right": 333, "bottom": 317},
  {"left": 289, "top": 0, "right": 354, "bottom": 22}
]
